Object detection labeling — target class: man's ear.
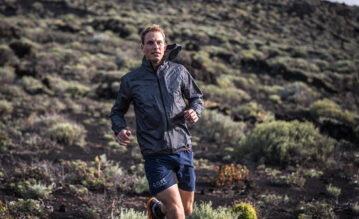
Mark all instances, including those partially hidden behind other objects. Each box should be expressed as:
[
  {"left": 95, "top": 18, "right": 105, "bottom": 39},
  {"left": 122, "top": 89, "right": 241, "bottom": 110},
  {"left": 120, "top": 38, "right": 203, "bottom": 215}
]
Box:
[{"left": 140, "top": 44, "right": 144, "bottom": 51}]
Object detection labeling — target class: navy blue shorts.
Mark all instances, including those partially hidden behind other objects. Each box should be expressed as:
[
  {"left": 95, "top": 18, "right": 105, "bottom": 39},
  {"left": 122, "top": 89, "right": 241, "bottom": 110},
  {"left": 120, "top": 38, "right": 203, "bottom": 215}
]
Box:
[{"left": 144, "top": 148, "right": 196, "bottom": 196}]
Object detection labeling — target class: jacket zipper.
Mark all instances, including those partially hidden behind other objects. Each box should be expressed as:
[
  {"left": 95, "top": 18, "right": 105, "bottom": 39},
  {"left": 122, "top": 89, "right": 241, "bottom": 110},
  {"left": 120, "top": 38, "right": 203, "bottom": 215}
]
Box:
[{"left": 152, "top": 65, "right": 174, "bottom": 153}]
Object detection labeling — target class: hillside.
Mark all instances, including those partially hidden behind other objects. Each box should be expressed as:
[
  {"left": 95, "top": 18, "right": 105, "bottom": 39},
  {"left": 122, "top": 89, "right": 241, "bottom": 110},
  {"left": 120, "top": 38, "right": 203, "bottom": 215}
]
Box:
[{"left": 0, "top": 0, "right": 359, "bottom": 218}]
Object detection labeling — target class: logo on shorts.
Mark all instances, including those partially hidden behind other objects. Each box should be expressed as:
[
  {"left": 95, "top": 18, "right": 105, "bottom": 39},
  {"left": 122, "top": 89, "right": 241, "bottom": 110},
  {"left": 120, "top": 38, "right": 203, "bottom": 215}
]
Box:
[{"left": 152, "top": 178, "right": 167, "bottom": 188}]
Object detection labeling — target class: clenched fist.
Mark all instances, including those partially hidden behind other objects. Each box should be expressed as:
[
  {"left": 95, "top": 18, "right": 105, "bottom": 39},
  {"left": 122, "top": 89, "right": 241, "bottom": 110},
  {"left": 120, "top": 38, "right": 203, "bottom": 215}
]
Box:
[
  {"left": 116, "top": 129, "right": 131, "bottom": 146},
  {"left": 184, "top": 109, "right": 198, "bottom": 124}
]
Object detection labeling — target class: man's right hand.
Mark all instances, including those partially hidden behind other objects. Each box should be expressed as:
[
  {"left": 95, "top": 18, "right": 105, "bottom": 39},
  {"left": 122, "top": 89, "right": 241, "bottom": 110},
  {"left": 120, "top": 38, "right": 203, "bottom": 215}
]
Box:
[{"left": 116, "top": 129, "right": 131, "bottom": 146}]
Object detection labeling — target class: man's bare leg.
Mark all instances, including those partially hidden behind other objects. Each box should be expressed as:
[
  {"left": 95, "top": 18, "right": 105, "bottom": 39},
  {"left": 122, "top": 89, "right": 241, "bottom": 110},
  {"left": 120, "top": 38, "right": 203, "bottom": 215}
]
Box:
[
  {"left": 156, "top": 184, "right": 185, "bottom": 219},
  {"left": 179, "top": 189, "right": 194, "bottom": 216}
]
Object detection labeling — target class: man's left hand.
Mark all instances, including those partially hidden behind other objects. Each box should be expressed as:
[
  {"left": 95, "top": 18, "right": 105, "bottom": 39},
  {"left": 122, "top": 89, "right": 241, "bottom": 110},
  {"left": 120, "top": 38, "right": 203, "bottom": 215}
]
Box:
[{"left": 184, "top": 109, "right": 198, "bottom": 124}]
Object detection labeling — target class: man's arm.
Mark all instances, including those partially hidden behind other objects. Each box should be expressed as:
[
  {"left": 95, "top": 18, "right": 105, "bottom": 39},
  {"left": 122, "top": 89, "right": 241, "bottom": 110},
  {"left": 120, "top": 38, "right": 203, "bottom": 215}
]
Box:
[
  {"left": 181, "top": 68, "right": 204, "bottom": 123},
  {"left": 110, "top": 76, "right": 132, "bottom": 141}
]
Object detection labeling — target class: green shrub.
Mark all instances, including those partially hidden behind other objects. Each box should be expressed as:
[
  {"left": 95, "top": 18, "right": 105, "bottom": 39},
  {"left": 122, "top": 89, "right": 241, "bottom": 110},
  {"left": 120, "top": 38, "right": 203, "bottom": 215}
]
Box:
[
  {"left": 46, "top": 122, "right": 86, "bottom": 146},
  {"left": 133, "top": 175, "right": 149, "bottom": 195},
  {"left": 279, "top": 82, "right": 318, "bottom": 106},
  {"left": 0, "top": 85, "right": 26, "bottom": 97},
  {"left": 108, "top": 140, "right": 127, "bottom": 152},
  {"left": 326, "top": 184, "right": 341, "bottom": 198},
  {"left": 238, "top": 120, "right": 335, "bottom": 165},
  {"left": 193, "top": 110, "right": 246, "bottom": 146},
  {"left": 258, "top": 194, "right": 289, "bottom": 206},
  {"left": 69, "top": 184, "right": 88, "bottom": 197},
  {"left": 0, "top": 200, "right": 11, "bottom": 218},
  {"left": 191, "top": 202, "right": 238, "bottom": 219},
  {"left": 9, "top": 179, "right": 52, "bottom": 199},
  {"left": 268, "top": 56, "right": 320, "bottom": 73},
  {"left": 297, "top": 201, "right": 335, "bottom": 219},
  {"left": 116, "top": 208, "right": 146, "bottom": 219},
  {"left": 239, "top": 49, "right": 265, "bottom": 62},
  {"left": 62, "top": 156, "right": 124, "bottom": 191},
  {"left": 0, "top": 100, "right": 12, "bottom": 118},
  {"left": 0, "top": 44, "right": 17, "bottom": 66},
  {"left": 19, "top": 76, "right": 51, "bottom": 95},
  {"left": 352, "top": 202, "right": 359, "bottom": 215},
  {"left": 271, "top": 171, "right": 306, "bottom": 187},
  {"left": 0, "top": 67, "right": 16, "bottom": 83},
  {"left": 303, "top": 169, "right": 323, "bottom": 178},
  {"left": 8, "top": 199, "right": 48, "bottom": 218},
  {"left": 259, "top": 85, "right": 283, "bottom": 96},
  {"left": 202, "top": 84, "right": 251, "bottom": 106},
  {"left": 335, "top": 60, "right": 355, "bottom": 74},
  {"left": 47, "top": 76, "right": 90, "bottom": 97},
  {"left": 310, "top": 99, "right": 357, "bottom": 125},
  {"left": 232, "top": 203, "right": 257, "bottom": 219}
]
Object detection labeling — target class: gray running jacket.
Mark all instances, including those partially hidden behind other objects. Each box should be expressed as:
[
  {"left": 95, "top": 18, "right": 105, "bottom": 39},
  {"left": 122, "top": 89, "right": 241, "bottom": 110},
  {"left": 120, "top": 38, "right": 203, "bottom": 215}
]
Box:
[{"left": 110, "top": 44, "right": 204, "bottom": 156}]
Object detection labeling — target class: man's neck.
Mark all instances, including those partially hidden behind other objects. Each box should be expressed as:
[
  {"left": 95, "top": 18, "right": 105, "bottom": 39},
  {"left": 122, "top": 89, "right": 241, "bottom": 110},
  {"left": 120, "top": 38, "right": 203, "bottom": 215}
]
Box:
[{"left": 151, "top": 60, "right": 162, "bottom": 72}]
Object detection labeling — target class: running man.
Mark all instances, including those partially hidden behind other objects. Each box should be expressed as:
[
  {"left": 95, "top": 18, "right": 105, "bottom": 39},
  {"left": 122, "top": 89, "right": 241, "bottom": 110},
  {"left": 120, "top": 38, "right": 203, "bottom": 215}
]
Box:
[{"left": 110, "top": 24, "right": 204, "bottom": 219}]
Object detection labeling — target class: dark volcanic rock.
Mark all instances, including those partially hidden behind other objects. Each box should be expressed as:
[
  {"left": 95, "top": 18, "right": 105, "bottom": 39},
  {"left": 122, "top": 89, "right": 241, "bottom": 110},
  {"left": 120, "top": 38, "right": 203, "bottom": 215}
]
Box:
[{"left": 9, "top": 40, "right": 32, "bottom": 58}]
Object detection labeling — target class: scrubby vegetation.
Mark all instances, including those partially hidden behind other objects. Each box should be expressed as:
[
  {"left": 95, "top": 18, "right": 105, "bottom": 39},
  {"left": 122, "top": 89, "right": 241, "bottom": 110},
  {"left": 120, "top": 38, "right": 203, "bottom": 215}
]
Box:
[
  {"left": 238, "top": 120, "right": 335, "bottom": 165},
  {"left": 0, "top": 0, "right": 358, "bottom": 218}
]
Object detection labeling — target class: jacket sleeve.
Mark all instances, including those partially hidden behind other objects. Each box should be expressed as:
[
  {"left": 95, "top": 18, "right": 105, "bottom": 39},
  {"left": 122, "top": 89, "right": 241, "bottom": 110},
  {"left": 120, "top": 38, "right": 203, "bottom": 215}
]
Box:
[
  {"left": 110, "top": 76, "right": 131, "bottom": 136},
  {"left": 181, "top": 67, "right": 204, "bottom": 118}
]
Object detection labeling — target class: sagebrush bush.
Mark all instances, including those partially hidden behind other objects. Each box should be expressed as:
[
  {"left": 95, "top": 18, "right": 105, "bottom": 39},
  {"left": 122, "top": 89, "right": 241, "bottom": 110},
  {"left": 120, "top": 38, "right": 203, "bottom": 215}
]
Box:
[
  {"left": 258, "top": 194, "right": 289, "bottom": 206},
  {"left": 310, "top": 99, "right": 357, "bottom": 125},
  {"left": 268, "top": 56, "right": 320, "bottom": 73},
  {"left": 19, "top": 76, "right": 50, "bottom": 95},
  {"left": 279, "top": 82, "right": 318, "bottom": 106},
  {"left": 9, "top": 180, "right": 52, "bottom": 199},
  {"left": 202, "top": 84, "right": 251, "bottom": 105},
  {"left": 191, "top": 202, "right": 238, "bottom": 219},
  {"left": 326, "top": 184, "right": 341, "bottom": 198},
  {"left": 297, "top": 201, "right": 335, "bottom": 219},
  {"left": 8, "top": 199, "right": 48, "bottom": 218},
  {"left": 239, "top": 49, "right": 265, "bottom": 62},
  {"left": 47, "top": 76, "right": 90, "bottom": 97},
  {"left": 46, "top": 122, "right": 86, "bottom": 146},
  {"left": 233, "top": 102, "right": 274, "bottom": 122},
  {"left": 0, "top": 67, "right": 16, "bottom": 83},
  {"left": 232, "top": 203, "right": 257, "bottom": 219},
  {"left": 62, "top": 156, "right": 124, "bottom": 191},
  {"left": 193, "top": 110, "right": 246, "bottom": 146},
  {"left": 0, "top": 100, "right": 13, "bottom": 118},
  {"left": 238, "top": 120, "right": 335, "bottom": 165},
  {"left": 116, "top": 208, "right": 146, "bottom": 219},
  {"left": 335, "top": 60, "right": 355, "bottom": 74},
  {"left": 0, "top": 200, "right": 11, "bottom": 218},
  {"left": 133, "top": 175, "right": 149, "bottom": 195},
  {"left": 69, "top": 184, "right": 88, "bottom": 197}
]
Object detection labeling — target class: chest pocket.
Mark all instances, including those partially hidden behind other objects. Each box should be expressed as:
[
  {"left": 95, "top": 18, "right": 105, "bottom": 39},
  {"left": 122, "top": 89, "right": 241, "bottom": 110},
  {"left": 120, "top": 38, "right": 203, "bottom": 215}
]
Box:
[
  {"left": 136, "top": 87, "right": 161, "bottom": 131},
  {"left": 135, "top": 85, "right": 155, "bottom": 109}
]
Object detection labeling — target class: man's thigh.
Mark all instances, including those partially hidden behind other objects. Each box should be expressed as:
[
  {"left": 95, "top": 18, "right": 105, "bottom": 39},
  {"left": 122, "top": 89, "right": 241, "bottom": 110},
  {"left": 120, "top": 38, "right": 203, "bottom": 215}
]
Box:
[{"left": 156, "top": 184, "right": 184, "bottom": 211}]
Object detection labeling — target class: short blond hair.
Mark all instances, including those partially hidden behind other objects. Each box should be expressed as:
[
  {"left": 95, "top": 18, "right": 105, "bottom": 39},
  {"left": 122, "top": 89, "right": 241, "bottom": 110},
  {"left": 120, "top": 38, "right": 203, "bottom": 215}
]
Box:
[{"left": 140, "top": 24, "right": 166, "bottom": 44}]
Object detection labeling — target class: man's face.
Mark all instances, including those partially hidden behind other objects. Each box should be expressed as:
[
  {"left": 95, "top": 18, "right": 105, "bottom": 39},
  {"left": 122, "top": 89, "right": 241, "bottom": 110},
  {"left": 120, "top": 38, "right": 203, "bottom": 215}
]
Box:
[{"left": 141, "top": 31, "right": 166, "bottom": 65}]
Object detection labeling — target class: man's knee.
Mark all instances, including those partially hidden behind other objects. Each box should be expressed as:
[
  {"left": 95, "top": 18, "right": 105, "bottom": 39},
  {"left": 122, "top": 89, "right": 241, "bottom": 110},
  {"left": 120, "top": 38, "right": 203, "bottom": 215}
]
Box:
[
  {"left": 184, "top": 205, "right": 193, "bottom": 216},
  {"left": 165, "top": 202, "right": 185, "bottom": 216}
]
